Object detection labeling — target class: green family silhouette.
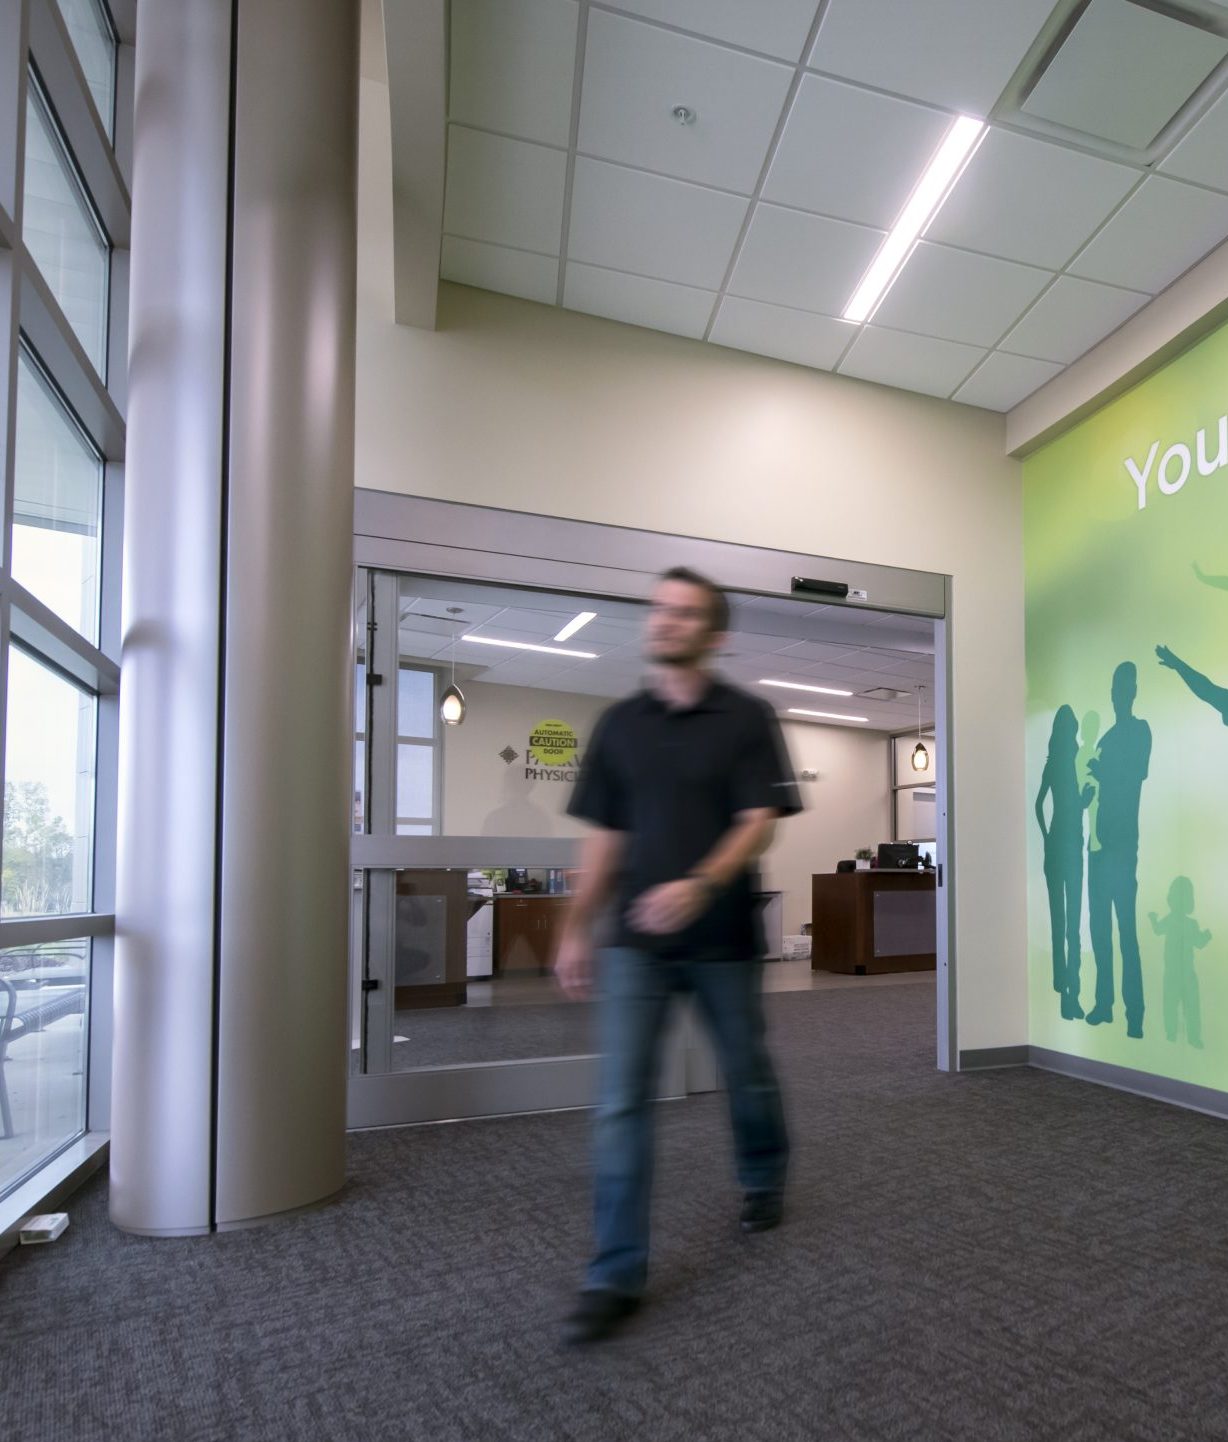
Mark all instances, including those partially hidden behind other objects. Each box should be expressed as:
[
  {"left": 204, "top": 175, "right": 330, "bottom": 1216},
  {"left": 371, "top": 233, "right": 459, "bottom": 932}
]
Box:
[{"left": 1036, "top": 561, "right": 1221, "bottom": 1044}]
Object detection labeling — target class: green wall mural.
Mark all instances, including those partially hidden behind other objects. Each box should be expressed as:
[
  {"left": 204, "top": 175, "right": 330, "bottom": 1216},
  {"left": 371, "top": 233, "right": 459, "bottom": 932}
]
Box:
[{"left": 1025, "top": 318, "right": 1228, "bottom": 1084}]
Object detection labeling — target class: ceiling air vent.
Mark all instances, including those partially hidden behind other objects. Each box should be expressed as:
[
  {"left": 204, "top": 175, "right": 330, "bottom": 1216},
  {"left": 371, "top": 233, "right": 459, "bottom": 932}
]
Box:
[
  {"left": 860, "top": 687, "right": 912, "bottom": 702},
  {"left": 1020, "top": 0, "right": 1228, "bottom": 150}
]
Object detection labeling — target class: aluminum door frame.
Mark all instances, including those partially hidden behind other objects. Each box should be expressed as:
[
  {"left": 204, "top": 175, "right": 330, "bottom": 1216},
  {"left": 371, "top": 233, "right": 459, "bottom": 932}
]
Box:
[{"left": 348, "top": 492, "right": 954, "bottom": 1130}]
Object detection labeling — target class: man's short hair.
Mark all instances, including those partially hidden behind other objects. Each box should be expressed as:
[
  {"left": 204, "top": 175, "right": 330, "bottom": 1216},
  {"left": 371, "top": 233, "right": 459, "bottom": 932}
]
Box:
[{"left": 659, "top": 566, "right": 730, "bottom": 634}]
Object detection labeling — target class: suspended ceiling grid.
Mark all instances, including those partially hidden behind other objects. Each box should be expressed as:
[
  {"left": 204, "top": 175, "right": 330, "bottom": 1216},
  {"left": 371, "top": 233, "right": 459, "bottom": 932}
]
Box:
[{"left": 423, "top": 0, "right": 1228, "bottom": 411}]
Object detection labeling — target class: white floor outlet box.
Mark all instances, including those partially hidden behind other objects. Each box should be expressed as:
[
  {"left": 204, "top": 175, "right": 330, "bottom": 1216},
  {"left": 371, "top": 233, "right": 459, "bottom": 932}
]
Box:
[{"left": 19, "top": 1213, "right": 69, "bottom": 1245}]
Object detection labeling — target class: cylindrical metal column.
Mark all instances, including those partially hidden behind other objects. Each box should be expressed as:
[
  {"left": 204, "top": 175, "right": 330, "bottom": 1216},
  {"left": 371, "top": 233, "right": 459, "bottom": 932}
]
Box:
[
  {"left": 214, "top": 0, "right": 358, "bottom": 1226},
  {"left": 111, "top": 0, "right": 231, "bottom": 1237},
  {"left": 113, "top": 0, "right": 358, "bottom": 1235}
]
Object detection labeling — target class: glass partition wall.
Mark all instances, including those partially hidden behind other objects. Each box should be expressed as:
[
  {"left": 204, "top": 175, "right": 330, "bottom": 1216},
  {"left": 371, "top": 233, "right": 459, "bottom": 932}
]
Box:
[{"left": 0, "top": 0, "right": 131, "bottom": 1202}]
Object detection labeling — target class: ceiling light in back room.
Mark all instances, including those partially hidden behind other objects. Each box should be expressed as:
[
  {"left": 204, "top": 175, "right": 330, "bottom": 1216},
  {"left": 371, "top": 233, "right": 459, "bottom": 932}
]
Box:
[
  {"left": 760, "top": 678, "right": 854, "bottom": 698},
  {"left": 788, "top": 707, "right": 869, "bottom": 724},
  {"left": 554, "top": 611, "right": 597, "bottom": 643},
  {"left": 461, "top": 635, "right": 598, "bottom": 659},
  {"left": 844, "top": 114, "right": 986, "bottom": 325}
]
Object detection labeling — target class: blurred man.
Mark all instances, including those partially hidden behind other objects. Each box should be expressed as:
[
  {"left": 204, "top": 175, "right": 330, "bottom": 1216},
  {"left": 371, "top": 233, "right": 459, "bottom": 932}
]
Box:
[{"left": 556, "top": 567, "right": 801, "bottom": 1345}]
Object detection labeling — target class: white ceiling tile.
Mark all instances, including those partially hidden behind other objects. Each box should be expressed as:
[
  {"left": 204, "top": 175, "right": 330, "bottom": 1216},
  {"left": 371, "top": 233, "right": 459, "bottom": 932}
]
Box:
[
  {"left": 762, "top": 75, "right": 951, "bottom": 229},
  {"left": 443, "top": 127, "right": 567, "bottom": 254},
  {"left": 709, "top": 296, "right": 854, "bottom": 370},
  {"left": 579, "top": 10, "right": 793, "bottom": 193},
  {"left": 1000, "top": 275, "right": 1149, "bottom": 364},
  {"left": 1160, "top": 88, "right": 1228, "bottom": 192},
  {"left": 809, "top": 0, "right": 1057, "bottom": 116},
  {"left": 1022, "top": 0, "right": 1228, "bottom": 152},
  {"left": 564, "top": 263, "right": 716, "bottom": 338},
  {"left": 728, "top": 203, "right": 883, "bottom": 314},
  {"left": 448, "top": 0, "right": 578, "bottom": 147},
  {"left": 871, "top": 241, "right": 1051, "bottom": 347},
  {"left": 952, "top": 352, "right": 1063, "bottom": 411},
  {"left": 600, "top": 0, "right": 821, "bottom": 62},
  {"left": 1067, "top": 175, "right": 1228, "bottom": 292},
  {"left": 926, "top": 127, "right": 1140, "bottom": 270},
  {"left": 567, "top": 158, "right": 748, "bottom": 287},
  {"left": 440, "top": 237, "right": 560, "bottom": 304},
  {"left": 837, "top": 326, "right": 984, "bottom": 399}
]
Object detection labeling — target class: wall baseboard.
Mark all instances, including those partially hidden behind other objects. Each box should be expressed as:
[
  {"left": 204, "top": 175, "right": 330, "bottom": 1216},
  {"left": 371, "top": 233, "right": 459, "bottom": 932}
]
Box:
[
  {"left": 960, "top": 1046, "right": 1030, "bottom": 1069},
  {"left": 960, "top": 1046, "right": 1228, "bottom": 1120},
  {"left": 1027, "top": 1048, "right": 1228, "bottom": 1121}
]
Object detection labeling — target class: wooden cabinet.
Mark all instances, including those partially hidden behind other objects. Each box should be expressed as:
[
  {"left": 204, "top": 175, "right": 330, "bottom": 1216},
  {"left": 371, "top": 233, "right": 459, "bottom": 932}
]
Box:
[
  {"left": 811, "top": 871, "right": 936, "bottom": 975},
  {"left": 493, "top": 895, "right": 569, "bottom": 975}
]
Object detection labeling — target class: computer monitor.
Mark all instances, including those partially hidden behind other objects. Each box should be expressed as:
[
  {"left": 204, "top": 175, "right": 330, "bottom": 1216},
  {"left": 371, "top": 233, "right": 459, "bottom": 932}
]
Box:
[{"left": 877, "top": 842, "right": 920, "bottom": 869}]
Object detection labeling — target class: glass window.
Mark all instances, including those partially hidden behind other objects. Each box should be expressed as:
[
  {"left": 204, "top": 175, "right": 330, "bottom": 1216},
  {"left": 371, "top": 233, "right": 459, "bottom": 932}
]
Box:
[
  {"left": 12, "top": 352, "right": 103, "bottom": 643},
  {"left": 54, "top": 0, "right": 116, "bottom": 138},
  {"left": 396, "top": 743, "right": 433, "bottom": 823},
  {"left": 397, "top": 667, "right": 434, "bottom": 739},
  {"left": 0, "top": 938, "right": 90, "bottom": 1198},
  {"left": 22, "top": 80, "right": 110, "bottom": 376},
  {"left": 2, "top": 648, "right": 97, "bottom": 918}
]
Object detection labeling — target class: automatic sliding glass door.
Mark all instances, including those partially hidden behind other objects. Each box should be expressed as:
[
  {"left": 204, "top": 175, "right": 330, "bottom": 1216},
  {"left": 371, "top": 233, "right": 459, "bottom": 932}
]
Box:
[{"left": 347, "top": 568, "right": 690, "bottom": 1128}]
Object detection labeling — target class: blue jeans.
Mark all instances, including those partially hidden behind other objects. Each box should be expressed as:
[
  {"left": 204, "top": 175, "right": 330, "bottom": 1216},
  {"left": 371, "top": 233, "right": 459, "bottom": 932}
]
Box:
[{"left": 587, "top": 948, "right": 789, "bottom": 1296}]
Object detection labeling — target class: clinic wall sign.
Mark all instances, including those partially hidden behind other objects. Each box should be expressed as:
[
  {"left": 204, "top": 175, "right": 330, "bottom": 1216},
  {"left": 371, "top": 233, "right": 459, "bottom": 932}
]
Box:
[{"left": 524, "top": 719, "right": 583, "bottom": 781}]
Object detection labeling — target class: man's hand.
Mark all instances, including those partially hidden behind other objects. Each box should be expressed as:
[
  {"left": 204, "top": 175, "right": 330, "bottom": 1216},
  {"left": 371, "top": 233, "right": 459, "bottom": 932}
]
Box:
[
  {"left": 630, "top": 878, "right": 710, "bottom": 936},
  {"left": 554, "top": 929, "right": 594, "bottom": 1001}
]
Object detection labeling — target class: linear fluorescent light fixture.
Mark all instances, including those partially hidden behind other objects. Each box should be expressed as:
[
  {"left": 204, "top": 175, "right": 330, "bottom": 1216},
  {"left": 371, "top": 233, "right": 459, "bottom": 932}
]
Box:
[
  {"left": 462, "top": 635, "right": 597, "bottom": 659},
  {"left": 789, "top": 707, "right": 869, "bottom": 724},
  {"left": 760, "top": 678, "right": 854, "bottom": 698},
  {"left": 554, "top": 611, "right": 597, "bottom": 643},
  {"left": 843, "top": 114, "right": 987, "bottom": 325}
]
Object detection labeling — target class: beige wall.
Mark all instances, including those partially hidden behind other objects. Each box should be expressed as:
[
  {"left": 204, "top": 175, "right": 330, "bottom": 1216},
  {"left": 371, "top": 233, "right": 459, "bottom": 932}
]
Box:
[
  {"left": 765, "top": 722, "right": 893, "bottom": 936},
  {"left": 356, "top": 76, "right": 1028, "bottom": 1050},
  {"left": 440, "top": 681, "right": 606, "bottom": 838}
]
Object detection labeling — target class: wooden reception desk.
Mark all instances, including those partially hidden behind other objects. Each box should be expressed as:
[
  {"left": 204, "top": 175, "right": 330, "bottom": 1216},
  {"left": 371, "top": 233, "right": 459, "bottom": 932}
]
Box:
[{"left": 811, "top": 871, "right": 937, "bottom": 975}]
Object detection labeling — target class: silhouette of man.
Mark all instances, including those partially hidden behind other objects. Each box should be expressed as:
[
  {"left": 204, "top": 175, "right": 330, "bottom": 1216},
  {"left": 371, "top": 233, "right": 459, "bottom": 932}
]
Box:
[{"left": 1085, "top": 662, "right": 1151, "bottom": 1038}]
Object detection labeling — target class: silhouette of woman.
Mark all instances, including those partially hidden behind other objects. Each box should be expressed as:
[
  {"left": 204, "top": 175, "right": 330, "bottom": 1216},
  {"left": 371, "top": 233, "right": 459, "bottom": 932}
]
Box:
[{"left": 1035, "top": 705, "right": 1094, "bottom": 1019}]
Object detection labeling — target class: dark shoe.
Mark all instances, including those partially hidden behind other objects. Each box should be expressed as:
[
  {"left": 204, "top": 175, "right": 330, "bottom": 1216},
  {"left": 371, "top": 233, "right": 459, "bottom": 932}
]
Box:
[
  {"left": 1061, "top": 992, "right": 1085, "bottom": 1020},
  {"left": 562, "top": 1289, "right": 640, "bottom": 1346},
  {"left": 1085, "top": 1006, "right": 1113, "bottom": 1026},
  {"left": 1126, "top": 1019, "right": 1143, "bottom": 1039},
  {"left": 740, "top": 1190, "right": 784, "bottom": 1234}
]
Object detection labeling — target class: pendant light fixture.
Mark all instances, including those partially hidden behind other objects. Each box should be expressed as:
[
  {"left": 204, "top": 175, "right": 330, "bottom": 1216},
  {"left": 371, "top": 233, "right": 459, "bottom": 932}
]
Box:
[
  {"left": 911, "top": 683, "right": 930, "bottom": 773},
  {"left": 440, "top": 607, "right": 466, "bottom": 726}
]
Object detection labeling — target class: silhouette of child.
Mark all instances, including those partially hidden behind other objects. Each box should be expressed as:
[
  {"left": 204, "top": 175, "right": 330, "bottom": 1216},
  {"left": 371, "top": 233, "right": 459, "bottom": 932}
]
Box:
[{"left": 1149, "top": 877, "right": 1212, "bottom": 1048}]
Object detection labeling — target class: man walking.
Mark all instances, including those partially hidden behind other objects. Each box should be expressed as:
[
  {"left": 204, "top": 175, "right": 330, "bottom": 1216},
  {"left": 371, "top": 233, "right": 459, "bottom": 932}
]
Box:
[{"left": 555, "top": 567, "right": 801, "bottom": 1345}]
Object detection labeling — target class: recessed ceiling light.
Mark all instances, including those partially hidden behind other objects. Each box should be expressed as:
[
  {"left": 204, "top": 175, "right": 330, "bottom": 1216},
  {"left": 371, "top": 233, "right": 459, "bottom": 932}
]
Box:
[
  {"left": 788, "top": 707, "right": 869, "bottom": 724},
  {"left": 843, "top": 114, "right": 986, "bottom": 326},
  {"left": 760, "top": 678, "right": 854, "bottom": 698},
  {"left": 554, "top": 611, "right": 597, "bottom": 643},
  {"left": 462, "top": 635, "right": 597, "bottom": 659}
]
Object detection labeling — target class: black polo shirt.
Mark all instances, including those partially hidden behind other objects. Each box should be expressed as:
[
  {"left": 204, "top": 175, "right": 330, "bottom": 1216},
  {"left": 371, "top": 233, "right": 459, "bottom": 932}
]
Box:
[{"left": 568, "top": 678, "right": 802, "bottom": 961}]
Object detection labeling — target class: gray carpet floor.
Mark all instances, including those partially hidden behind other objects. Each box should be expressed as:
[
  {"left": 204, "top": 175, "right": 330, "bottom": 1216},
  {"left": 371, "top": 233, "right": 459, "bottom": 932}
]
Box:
[
  {"left": 6, "top": 981, "right": 1228, "bottom": 1442},
  {"left": 389, "top": 1001, "right": 595, "bottom": 1068}
]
